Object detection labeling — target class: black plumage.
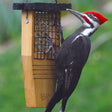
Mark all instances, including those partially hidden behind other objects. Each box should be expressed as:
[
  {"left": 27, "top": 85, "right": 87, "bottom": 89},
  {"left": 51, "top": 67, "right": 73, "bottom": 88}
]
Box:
[
  {"left": 45, "top": 9, "right": 107, "bottom": 112},
  {"left": 45, "top": 26, "right": 91, "bottom": 112}
]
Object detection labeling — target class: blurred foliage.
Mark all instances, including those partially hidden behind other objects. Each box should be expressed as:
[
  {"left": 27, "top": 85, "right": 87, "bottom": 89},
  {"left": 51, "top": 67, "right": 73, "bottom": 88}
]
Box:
[
  {"left": 0, "top": 0, "right": 112, "bottom": 112},
  {"left": 0, "top": 1, "right": 21, "bottom": 43}
]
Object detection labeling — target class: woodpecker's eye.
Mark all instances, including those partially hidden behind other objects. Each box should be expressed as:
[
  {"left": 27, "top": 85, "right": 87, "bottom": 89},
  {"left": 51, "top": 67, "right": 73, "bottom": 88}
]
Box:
[
  {"left": 87, "top": 13, "right": 94, "bottom": 17},
  {"left": 87, "top": 13, "right": 99, "bottom": 23}
]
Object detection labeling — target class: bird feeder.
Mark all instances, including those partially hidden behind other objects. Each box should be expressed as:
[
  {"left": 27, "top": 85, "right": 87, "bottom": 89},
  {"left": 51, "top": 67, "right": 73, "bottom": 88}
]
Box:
[{"left": 13, "top": 2, "right": 71, "bottom": 107}]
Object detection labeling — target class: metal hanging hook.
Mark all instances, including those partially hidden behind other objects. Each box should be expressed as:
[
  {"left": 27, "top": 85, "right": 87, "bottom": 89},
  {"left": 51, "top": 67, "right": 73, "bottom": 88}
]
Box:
[
  {"left": 25, "top": 0, "right": 29, "bottom": 24},
  {"left": 25, "top": 11, "right": 29, "bottom": 24}
]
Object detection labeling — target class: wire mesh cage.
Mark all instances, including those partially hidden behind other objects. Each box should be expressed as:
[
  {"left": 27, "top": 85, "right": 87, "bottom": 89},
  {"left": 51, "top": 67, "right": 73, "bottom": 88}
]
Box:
[{"left": 34, "top": 11, "right": 61, "bottom": 60}]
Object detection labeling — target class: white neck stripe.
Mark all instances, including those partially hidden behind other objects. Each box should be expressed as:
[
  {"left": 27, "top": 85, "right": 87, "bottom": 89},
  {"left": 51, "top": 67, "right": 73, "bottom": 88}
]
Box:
[{"left": 71, "top": 34, "right": 83, "bottom": 44}]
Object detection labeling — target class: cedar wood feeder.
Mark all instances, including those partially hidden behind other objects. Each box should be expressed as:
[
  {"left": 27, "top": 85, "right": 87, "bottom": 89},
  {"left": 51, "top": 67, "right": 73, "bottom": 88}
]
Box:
[{"left": 13, "top": 2, "right": 71, "bottom": 107}]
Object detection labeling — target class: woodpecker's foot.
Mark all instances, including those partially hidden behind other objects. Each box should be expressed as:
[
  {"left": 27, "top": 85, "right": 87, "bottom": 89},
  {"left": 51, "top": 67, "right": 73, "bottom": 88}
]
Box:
[
  {"left": 44, "top": 45, "right": 52, "bottom": 54},
  {"left": 44, "top": 36, "right": 56, "bottom": 59},
  {"left": 44, "top": 36, "right": 53, "bottom": 54}
]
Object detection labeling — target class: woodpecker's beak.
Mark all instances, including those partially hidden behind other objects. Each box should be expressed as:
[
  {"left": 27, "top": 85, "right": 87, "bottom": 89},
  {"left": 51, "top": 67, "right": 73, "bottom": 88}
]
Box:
[
  {"left": 66, "top": 9, "right": 83, "bottom": 16},
  {"left": 66, "top": 9, "right": 85, "bottom": 23}
]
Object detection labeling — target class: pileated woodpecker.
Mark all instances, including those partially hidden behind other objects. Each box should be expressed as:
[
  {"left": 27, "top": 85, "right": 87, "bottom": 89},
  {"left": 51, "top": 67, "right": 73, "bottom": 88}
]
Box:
[{"left": 45, "top": 9, "right": 108, "bottom": 112}]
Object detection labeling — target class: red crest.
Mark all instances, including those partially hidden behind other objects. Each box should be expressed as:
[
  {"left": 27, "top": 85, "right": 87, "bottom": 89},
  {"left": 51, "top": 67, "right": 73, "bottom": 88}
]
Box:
[{"left": 84, "top": 11, "right": 108, "bottom": 25}]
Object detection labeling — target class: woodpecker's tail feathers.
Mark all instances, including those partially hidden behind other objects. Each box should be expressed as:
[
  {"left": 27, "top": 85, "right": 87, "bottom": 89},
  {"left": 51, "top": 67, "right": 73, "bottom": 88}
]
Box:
[{"left": 45, "top": 87, "right": 63, "bottom": 112}]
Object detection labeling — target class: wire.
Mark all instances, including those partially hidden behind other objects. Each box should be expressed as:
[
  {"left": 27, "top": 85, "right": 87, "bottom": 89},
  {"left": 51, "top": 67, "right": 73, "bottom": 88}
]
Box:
[{"left": 55, "top": 0, "right": 57, "bottom": 4}]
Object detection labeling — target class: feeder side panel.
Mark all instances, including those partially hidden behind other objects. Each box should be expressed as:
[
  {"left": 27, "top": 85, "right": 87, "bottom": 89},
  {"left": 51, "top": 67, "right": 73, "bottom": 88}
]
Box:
[
  {"left": 21, "top": 10, "right": 37, "bottom": 107},
  {"left": 21, "top": 11, "right": 34, "bottom": 56}
]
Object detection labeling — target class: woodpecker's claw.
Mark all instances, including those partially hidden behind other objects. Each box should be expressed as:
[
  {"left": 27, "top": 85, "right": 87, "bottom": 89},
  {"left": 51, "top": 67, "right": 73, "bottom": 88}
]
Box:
[
  {"left": 44, "top": 36, "right": 52, "bottom": 54},
  {"left": 44, "top": 45, "right": 52, "bottom": 54},
  {"left": 44, "top": 36, "right": 56, "bottom": 59}
]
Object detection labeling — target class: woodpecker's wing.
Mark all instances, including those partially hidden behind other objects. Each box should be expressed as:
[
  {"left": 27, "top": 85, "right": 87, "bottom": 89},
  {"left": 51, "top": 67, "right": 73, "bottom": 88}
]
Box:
[{"left": 56, "top": 34, "right": 91, "bottom": 94}]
